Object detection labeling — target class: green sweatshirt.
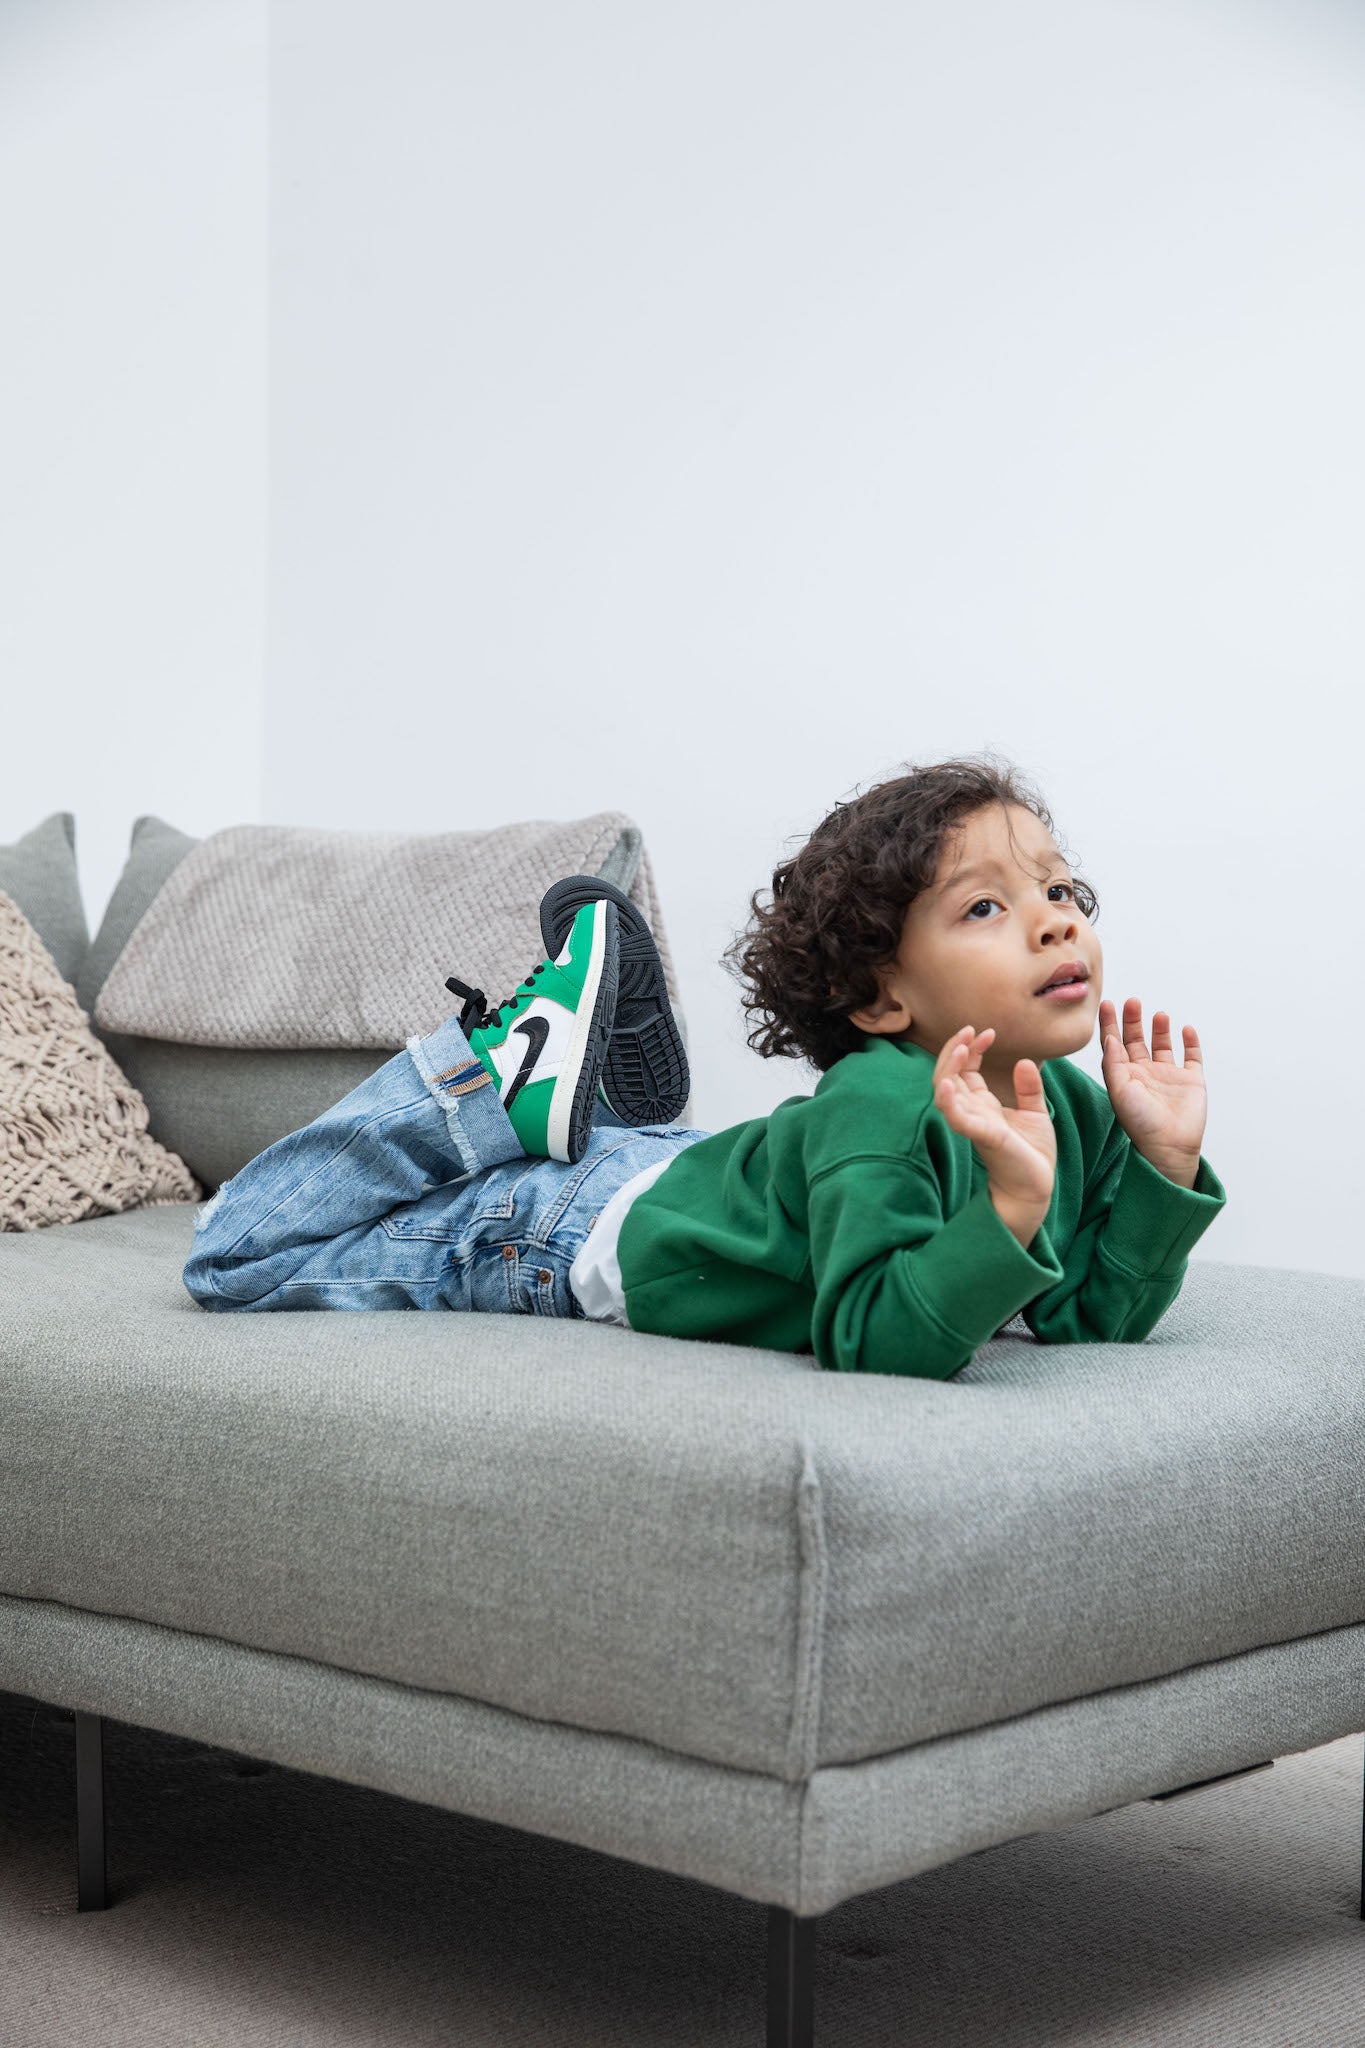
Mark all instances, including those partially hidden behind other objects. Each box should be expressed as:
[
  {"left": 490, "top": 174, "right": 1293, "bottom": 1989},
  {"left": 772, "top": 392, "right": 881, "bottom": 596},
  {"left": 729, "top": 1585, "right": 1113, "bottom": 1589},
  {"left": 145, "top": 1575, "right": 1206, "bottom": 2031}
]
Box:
[{"left": 616, "top": 1033, "right": 1226, "bottom": 1377}]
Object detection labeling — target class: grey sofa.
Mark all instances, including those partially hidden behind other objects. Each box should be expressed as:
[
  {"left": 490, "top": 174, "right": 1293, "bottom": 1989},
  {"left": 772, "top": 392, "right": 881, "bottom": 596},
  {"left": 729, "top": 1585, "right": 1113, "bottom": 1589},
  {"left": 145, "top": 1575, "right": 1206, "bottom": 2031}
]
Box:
[{"left": 4, "top": 810, "right": 1364, "bottom": 2047}]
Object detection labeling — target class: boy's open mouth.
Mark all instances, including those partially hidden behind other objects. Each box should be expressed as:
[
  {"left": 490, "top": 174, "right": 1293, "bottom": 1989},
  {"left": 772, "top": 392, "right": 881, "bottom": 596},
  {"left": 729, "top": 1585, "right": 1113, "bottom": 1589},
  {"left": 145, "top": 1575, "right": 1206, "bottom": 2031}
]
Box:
[{"left": 1035, "top": 962, "right": 1090, "bottom": 997}]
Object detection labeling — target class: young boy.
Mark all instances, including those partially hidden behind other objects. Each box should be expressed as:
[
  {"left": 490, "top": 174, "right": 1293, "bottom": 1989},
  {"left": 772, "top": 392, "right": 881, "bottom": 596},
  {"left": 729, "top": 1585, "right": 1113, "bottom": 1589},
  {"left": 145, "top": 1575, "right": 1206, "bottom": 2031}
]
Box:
[{"left": 183, "top": 756, "right": 1226, "bottom": 1377}]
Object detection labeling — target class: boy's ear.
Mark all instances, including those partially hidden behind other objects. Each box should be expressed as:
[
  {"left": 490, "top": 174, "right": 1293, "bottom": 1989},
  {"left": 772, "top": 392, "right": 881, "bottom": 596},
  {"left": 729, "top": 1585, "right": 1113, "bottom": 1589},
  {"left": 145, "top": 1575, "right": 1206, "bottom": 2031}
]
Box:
[
  {"left": 845, "top": 978, "right": 910, "bottom": 1036},
  {"left": 848, "top": 1008, "right": 907, "bottom": 1035}
]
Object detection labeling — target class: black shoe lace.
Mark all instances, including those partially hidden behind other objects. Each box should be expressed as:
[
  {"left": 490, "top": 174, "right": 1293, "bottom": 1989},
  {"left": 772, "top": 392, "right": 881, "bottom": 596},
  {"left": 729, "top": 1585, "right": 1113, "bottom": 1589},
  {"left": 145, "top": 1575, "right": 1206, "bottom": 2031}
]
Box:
[{"left": 445, "top": 966, "right": 545, "bottom": 1036}]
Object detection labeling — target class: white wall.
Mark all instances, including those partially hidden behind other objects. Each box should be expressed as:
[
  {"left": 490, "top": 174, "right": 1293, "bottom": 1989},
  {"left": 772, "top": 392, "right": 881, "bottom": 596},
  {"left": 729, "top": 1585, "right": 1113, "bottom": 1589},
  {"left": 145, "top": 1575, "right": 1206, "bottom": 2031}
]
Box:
[
  {"left": 0, "top": 0, "right": 267, "bottom": 928},
  {"left": 268, "top": 0, "right": 1365, "bottom": 1278}
]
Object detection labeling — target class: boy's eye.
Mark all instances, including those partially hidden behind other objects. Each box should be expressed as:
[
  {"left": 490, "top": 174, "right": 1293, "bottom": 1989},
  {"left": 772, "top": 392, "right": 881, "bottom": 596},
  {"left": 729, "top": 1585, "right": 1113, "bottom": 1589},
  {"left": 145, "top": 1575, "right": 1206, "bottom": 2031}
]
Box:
[{"left": 965, "top": 882, "right": 1074, "bottom": 920}]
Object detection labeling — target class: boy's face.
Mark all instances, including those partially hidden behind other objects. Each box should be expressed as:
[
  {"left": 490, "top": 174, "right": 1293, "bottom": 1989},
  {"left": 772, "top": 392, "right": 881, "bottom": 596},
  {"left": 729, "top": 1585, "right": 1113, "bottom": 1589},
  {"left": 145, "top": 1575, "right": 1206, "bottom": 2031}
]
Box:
[{"left": 846, "top": 802, "right": 1102, "bottom": 1108}]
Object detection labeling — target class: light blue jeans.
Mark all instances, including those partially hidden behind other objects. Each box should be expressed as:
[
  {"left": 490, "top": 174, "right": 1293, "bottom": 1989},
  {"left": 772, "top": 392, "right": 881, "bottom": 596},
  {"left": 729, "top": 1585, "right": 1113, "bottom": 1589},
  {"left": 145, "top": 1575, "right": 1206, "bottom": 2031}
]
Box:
[{"left": 182, "top": 1012, "right": 710, "bottom": 1318}]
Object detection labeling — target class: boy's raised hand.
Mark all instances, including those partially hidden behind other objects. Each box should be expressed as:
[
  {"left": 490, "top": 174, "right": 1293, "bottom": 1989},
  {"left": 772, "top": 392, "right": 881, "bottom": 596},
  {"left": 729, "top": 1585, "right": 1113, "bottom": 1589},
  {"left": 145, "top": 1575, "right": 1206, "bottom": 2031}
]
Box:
[
  {"left": 932, "top": 1025, "right": 1056, "bottom": 1214},
  {"left": 1098, "top": 999, "right": 1207, "bottom": 1179}
]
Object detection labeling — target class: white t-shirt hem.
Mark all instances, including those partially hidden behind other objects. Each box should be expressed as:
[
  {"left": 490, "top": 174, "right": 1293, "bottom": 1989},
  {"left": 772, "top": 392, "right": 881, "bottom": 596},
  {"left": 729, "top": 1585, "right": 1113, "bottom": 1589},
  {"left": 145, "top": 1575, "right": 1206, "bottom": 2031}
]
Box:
[{"left": 568, "top": 1156, "right": 677, "bottom": 1326}]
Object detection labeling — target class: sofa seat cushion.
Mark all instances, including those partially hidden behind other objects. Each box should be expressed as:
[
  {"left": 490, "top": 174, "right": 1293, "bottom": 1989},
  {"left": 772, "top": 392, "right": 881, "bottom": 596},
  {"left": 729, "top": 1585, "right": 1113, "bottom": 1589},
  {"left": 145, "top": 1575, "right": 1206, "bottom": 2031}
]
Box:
[{"left": 3, "top": 1205, "right": 1363, "bottom": 1778}]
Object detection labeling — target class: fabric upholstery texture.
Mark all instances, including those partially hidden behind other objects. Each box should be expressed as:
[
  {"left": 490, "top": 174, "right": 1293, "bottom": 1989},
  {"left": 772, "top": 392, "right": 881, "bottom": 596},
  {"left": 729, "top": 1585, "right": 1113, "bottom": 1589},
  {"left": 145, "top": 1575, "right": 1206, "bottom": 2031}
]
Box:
[
  {"left": 0, "top": 894, "right": 202, "bottom": 1230},
  {"left": 0, "top": 812, "right": 89, "bottom": 990},
  {"left": 101, "top": 1040, "right": 391, "bottom": 1197},
  {"left": 5, "top": 1592, "right": 1362, "bottom": 1918},
  {"left": 92, "top": 812, "right": 681, "bottom": 1050},
  {"left": 3, "top": 1203, "right": 1361, "bottom": 1783}
]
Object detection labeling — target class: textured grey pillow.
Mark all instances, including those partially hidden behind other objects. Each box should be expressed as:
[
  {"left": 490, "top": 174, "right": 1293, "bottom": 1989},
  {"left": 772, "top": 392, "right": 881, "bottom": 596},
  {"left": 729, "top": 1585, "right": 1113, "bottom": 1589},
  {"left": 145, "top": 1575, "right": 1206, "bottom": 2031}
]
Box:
[
  {"left": 0, "top": 812, "right": 90, "bottom": 990},
  {"left": 78, "top": 812, "right": 685, "bottom": 1195},
  {"left": 92, "top": 811, "right": 679, "bottom": 1050}
]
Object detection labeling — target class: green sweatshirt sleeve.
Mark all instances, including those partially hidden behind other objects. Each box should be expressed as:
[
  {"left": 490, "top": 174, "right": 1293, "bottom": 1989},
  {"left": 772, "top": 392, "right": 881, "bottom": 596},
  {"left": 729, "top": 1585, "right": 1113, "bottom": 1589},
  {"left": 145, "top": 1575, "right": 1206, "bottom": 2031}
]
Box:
[
  {"left": 806, "top": 1153, "right": 1066, "bottom": 1378},
  {"left": 1023, "top": 1132, "right": 1226, "bottom": 1345}
]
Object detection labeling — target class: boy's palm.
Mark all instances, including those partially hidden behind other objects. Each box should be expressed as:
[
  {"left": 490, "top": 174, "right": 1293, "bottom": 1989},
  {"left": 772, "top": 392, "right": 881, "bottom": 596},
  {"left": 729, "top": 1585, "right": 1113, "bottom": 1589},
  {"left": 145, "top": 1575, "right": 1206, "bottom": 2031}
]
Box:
[
  {"left": 1098, "top": 999, "right": 1207, "bottom": 1159},
  {"left": 932, "top": 1026, "right": 1056, "bottom": 1211}
]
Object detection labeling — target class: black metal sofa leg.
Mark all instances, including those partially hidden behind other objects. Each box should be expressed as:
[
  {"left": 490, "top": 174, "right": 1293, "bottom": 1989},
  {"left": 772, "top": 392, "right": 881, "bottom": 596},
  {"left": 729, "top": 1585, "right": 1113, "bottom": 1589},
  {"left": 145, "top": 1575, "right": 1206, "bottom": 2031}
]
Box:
[
  {"left": 767, "top": 1905, "right": 816, "bottom": 2046},
  {"left": 74, "top": 1712, "right": 108, "bottom": 1911}
]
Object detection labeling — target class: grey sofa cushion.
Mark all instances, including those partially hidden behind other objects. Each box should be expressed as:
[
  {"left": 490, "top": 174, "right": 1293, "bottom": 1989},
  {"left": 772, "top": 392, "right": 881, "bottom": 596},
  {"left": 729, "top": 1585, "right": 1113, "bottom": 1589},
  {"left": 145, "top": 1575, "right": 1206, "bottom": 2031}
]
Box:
[
  {"left": 0, "top": 812, "right": 89, "bottom": 990},
  {"left": 92, "top": 1040, "right": 392, "bottom": 1199},
  {"left": 3, "top": 1204, "right": 1362, "bottom": 1779},
  {"left": 77, "top": 815, "right": 679, "bottom": 1194},
  {"left": 1, "top": 1204, "right": 815, "bottom": 1781}
]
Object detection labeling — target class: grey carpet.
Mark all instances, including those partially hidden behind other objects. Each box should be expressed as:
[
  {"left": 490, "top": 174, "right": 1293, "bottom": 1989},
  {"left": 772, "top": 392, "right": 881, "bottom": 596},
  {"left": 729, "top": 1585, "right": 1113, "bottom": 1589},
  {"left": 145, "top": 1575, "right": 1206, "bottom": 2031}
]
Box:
[{"left": 3, "top": 1688, "right": 1364, "bottom": 2046}]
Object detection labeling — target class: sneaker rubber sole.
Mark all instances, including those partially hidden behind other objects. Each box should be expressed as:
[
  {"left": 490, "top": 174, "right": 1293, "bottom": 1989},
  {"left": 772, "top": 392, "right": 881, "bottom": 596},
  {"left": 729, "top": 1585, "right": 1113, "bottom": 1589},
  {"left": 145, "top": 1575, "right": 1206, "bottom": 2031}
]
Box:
[
  {"left": 557, "top": 897, "right": 621, "bottom": 1162},
  {"left": 539, "top": 875, "right": 690, "bottom": 1126}
]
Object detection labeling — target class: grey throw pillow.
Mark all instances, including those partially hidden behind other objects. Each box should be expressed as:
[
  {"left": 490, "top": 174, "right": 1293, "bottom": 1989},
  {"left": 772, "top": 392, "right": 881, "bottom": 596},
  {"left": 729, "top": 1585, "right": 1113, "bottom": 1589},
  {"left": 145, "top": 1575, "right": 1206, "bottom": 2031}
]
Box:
[
  {"left": 75, "top": 814, "right": 197, "bottom": 1021},
  {"left": 0, "top": 812, "right": 90, "bottom": 990}
]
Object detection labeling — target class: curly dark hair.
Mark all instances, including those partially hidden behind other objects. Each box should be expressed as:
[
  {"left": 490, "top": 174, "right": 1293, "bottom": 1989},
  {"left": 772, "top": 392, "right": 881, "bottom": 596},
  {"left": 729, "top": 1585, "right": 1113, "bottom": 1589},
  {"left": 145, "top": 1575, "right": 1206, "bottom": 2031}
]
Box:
[{"left": 720, "top": 751, "right": 1100, "bottom": 1075}]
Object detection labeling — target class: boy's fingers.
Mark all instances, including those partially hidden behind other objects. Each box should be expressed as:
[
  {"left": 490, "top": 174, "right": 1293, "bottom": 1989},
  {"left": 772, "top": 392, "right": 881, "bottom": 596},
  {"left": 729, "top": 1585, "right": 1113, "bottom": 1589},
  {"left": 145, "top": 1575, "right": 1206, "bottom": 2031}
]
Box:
[
  {"left": 937, "top": 1093, "right": 998, "bottom": 1146},
  {"left": 937, "top": 1077, "right": 1006, "bottom": 1141}
]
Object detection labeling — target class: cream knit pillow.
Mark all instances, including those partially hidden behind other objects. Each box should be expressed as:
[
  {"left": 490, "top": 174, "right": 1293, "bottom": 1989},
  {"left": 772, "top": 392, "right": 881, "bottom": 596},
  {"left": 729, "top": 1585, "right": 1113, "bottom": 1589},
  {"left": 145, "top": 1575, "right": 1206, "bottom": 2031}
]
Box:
[{"left": 0, "top": 887, "right": 203, "bottom": 1230}]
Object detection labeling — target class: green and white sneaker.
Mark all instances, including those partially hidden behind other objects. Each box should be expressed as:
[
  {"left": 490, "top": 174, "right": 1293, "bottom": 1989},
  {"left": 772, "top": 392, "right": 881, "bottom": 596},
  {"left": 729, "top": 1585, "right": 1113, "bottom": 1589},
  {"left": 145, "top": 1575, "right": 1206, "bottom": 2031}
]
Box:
[{"left": 444, "top": 897, "right": 620, "bottom": 1165}]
